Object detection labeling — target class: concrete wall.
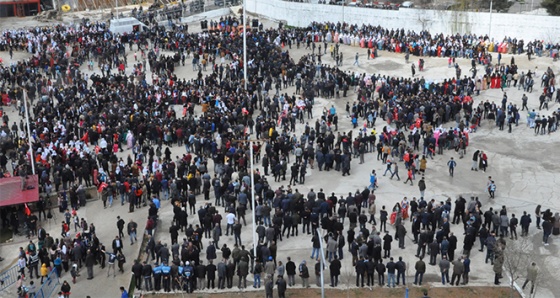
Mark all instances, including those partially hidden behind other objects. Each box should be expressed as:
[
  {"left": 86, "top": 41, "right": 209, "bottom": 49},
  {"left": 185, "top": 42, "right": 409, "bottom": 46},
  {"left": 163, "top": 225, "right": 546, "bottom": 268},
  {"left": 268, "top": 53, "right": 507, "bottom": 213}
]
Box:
[{"left": 246, "top": 0, "right": 560, "bottom": 43}]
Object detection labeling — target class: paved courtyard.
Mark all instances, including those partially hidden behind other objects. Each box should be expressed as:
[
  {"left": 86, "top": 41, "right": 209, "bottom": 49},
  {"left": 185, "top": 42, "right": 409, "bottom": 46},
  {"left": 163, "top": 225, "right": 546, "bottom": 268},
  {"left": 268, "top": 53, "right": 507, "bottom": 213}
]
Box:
[{"left": 1, "top": 12, "right": 559, "bottom": 298}]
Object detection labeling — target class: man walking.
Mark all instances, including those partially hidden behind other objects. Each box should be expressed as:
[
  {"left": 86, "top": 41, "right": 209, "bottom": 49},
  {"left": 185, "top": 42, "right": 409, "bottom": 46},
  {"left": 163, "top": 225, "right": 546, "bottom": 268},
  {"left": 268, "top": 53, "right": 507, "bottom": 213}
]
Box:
[
  {"left": 117, "top": 216, "right": 125, "bottom": 239},
  {"left": 128, "top": 219, "right": 138, "bottom": 245},
  {"left": 522, "top": 262, "right": 538, "bottom": 294}
]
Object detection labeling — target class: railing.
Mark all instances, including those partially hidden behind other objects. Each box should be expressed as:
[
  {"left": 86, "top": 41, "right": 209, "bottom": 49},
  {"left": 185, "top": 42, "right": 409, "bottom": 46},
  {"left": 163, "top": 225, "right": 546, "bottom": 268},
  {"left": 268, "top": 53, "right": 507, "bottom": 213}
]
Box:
[
  {"left": 286, "top": 0, "right": 403, "bottom": 10},
  {"left": 0, "top": 264, "right": 20, "bottom": 292},
  {"left": 33, "top": 269, "right": 60, "bottom": 298},
  {"left": 128, "top": 0, "right": 240, "bottom": 24}
]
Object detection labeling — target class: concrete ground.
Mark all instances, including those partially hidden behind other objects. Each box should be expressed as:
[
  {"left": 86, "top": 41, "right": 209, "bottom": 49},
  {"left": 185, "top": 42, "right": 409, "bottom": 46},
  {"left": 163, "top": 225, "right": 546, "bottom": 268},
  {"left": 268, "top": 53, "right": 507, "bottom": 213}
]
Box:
[{"left": 1, "top": 12, "right": 560, "bottom": 298}]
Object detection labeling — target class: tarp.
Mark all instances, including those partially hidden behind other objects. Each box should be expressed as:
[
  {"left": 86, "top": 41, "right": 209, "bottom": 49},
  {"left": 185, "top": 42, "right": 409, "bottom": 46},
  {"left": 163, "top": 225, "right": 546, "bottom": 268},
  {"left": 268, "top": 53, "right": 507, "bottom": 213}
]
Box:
[{"left": 0, "top": 175, "right": 39, "bottom": 207}]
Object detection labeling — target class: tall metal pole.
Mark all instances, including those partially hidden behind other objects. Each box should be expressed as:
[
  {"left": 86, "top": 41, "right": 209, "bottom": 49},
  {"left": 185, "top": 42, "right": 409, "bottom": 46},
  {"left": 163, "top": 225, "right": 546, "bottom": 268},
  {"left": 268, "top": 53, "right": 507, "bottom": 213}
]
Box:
[
  {"left": 488, "top": 0, "right": 492, "bottom": 39},
  {"left": 242, "top": 0, "right": 247, "bottom": 90},
  {"left": 249, "top": 139, "right": 257, "bottom": 259},
  {"left": 316, "top": 228, "right": 326, "bottom": 298},
  {"left": 23, "top": 89, "right": 36, "bottom": 175},
  {"left": 116, "top": 0, "right": 119, "bottom": 19}
]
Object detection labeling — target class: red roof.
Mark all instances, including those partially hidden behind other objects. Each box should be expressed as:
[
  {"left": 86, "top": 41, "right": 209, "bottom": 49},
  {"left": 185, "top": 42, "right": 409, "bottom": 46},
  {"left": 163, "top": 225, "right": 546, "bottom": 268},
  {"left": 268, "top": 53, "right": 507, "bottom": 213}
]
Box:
[{"left": 0, "top": 175, "right": 39, "bottom": 207}]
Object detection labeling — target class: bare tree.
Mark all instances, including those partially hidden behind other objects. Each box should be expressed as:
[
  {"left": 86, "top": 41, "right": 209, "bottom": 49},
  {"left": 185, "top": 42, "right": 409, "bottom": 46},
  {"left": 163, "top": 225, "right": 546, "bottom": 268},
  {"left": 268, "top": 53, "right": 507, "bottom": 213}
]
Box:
[{"left": 502, "top": 237, "right": 532, "bottom": 298}]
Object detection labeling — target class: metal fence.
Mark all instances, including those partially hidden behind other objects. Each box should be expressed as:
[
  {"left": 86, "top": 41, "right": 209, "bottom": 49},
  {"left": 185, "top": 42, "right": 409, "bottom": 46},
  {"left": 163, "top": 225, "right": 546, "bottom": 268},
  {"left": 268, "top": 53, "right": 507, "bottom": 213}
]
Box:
[
  {"left": 0, "top": 264, "right": 20, "bottom": 292},
  {"left": 127, "top": 0, "right": 240, "bottom": 24},
  {"left": 33, "top": 269, "right": 60, "bottom": 298}
]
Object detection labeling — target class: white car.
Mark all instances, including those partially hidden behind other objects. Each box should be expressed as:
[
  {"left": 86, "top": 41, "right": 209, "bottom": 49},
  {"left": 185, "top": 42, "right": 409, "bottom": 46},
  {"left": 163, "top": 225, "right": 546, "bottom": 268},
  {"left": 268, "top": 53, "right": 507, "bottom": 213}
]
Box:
[{"left": 401, "top": 1, "right": 414, "bottom": 8}]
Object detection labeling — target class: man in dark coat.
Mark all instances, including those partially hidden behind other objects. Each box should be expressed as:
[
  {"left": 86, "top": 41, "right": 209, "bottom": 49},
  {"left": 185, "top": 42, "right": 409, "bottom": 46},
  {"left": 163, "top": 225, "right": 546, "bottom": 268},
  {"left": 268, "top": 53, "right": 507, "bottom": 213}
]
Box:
[
  {"left": 276, "top": 275, "right": 287, "bottom": 298},
  {"left": 355, "top": 256, "right": 366, "bottom": 287},
  {"left": 206, "top": 260, "right": 217, "bottom": 289},
  {"left": 383, "top": 231, "right": 393, "bottom": 258},
  {"left": 396, "top": 223, "right": 407, "bottom": 249},
  {"left": 329, "top": 255, "right": 341, "bottom": 287}
]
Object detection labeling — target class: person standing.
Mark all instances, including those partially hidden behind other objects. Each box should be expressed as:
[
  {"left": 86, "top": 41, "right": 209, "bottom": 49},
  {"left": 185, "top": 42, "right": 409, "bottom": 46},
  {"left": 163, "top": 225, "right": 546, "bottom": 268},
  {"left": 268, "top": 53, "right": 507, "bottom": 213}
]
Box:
[
  {"left": 196, "top": 262, "right": 209, "bottom": 291},
  {"left": 253, "top": 260, "right": 263, "bottom": 288},
  {"left": 509, "top": 214, "right": 518, "bottom": 240},
  {"left": 286, "top": 257, "right": 296, "bottom": 287},
  {"left": 535, "top": 205, "right": 542, "bottom": 229},
  {"left": 439, "top": 255, "right": 450, "bottom": 285},
  {"left": 542, "top": 219, "right": 553, "bottom": 246},
  {"left": 237, "top": 259, "right": 249, "bottom": 289},
  {"left": 298, "top": 260, "right": 310, "bottom": 288},
  {"left": 85, "top": 249, "right": 95, "bottom": 280},
  {"left": 462, "top": 256, "right": 471, "bottom": 285},
  {"left": 396, "top": 257, "right": 406, "bottom": 285},
  {"left": 376, "top": 259, "right": 386, "bottom": 286},
  {"left": 132, "top": 260, "right": 143, "bottom": 290},
  {"left": 520, "top": 211, "right": 532, "bottom": 236},
  {"left": 276, "top": 275, "right": 287, "bottom": 298},
  {"left": 265, "top": 275, "right": 274, "bottom": 298},
  {"left": 447, "top": 157, "right": 457, "bottom": 177},
  {"left": 60, "top": 280, "right": 71, "bottom": 298},
  {"left": 386, "top": 257, "right": 396, "bottom": 288},
  {"left": 355, "top": 256, "right": 366, "bottom": 287},
  {"left": 330, "top": 255, "right": 341, "bottom": 287},
  {"left": 206, "top": 260, "right": 216, "bottom": 289},
  {"left": 413, "top": 257, "right": 426, "bottom": 285},
  {"left": 142, "top": 261, "right": 153, "bottom": 291},
  {"left": 314, "top": 259, "right": 322, "bottom": 287},
  {"left": 380, "top": 206, "right": 388, "bottom": 232},
  {"left": 383, "top": 231, "right": 393, "bottom": 258},
  {"left": 217, "top": 259, "right": 227, "bottom": 289},
  {"left": 396, "top": 224, "right": 407, "bottom": 249},
  {"left": 451, "top": 257, "right": 464, "bottom": 286}
]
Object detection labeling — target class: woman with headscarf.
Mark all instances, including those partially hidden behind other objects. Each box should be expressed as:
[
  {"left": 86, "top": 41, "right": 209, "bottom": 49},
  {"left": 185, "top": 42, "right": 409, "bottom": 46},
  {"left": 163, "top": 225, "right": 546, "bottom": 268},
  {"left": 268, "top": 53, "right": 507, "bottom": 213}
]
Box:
[{"left": 553, "top": 212, "right": 560, "bottom": 236}]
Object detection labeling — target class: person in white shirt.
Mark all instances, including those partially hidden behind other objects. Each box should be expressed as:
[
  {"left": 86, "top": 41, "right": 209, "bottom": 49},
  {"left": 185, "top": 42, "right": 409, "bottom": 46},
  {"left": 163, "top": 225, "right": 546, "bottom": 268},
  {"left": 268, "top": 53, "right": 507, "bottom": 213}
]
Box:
[{"left": 226, "top": 212, "right": 236, "bottom": 236}]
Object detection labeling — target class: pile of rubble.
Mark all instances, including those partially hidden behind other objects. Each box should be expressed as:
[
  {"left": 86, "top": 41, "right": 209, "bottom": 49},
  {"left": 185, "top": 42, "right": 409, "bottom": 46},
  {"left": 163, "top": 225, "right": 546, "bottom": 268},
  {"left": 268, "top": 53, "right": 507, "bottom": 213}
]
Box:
[{"left": 34, "top": 10, "right": 62, "bottom": 21}]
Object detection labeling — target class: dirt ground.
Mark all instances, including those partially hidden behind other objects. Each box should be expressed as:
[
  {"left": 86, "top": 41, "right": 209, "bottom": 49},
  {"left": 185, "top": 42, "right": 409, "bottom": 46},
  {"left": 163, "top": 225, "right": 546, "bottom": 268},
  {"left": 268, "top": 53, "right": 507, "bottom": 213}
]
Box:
[{"left": 157, "top": 286, "right": 521, "bottom": 298}]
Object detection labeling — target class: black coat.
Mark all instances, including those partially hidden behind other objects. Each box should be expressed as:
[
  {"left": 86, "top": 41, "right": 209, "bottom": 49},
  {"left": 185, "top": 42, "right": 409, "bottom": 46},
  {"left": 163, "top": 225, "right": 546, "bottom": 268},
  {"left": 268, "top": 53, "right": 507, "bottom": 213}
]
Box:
[{"left": 329, "top": 259, "right": 341, "bottom": 276}]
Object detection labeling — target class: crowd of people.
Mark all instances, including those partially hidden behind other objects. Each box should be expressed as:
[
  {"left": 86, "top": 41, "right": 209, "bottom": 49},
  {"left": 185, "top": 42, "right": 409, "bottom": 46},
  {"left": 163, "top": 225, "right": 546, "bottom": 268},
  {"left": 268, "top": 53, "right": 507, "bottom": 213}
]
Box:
[{"left": 0, "top": 11, "right": 558, "bottom": 298}]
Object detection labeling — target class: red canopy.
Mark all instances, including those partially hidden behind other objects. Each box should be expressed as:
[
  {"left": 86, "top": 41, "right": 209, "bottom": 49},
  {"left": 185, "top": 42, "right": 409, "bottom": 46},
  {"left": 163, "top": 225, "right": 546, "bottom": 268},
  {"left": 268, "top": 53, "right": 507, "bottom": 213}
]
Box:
[{"left": 0, "top": 175, "right": 39, "bottom": 207}]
